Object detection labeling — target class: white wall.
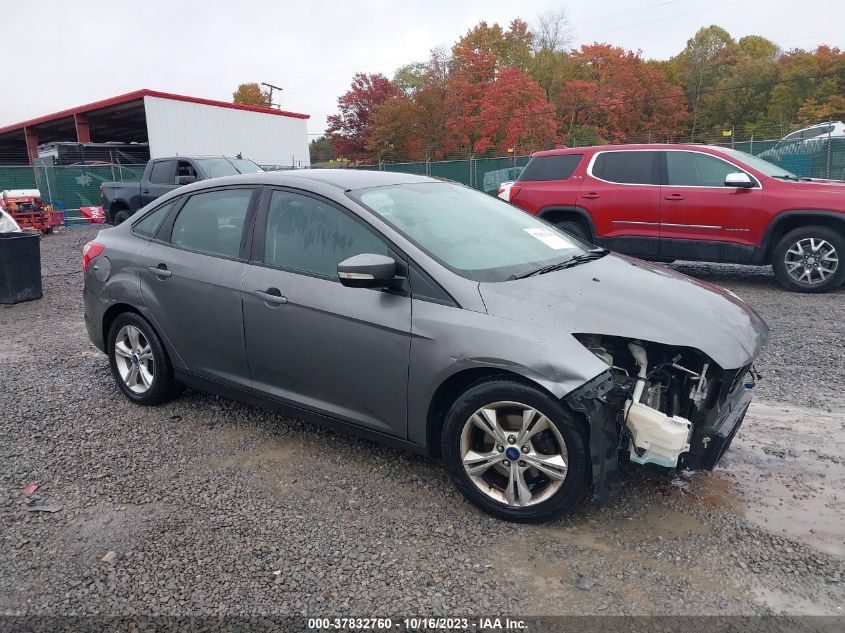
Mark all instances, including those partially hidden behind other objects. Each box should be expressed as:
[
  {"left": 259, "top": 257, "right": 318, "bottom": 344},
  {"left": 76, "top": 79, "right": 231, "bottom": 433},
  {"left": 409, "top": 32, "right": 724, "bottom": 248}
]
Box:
[{"left": 143, "top": 96, "right": 310, "bottom": 167}]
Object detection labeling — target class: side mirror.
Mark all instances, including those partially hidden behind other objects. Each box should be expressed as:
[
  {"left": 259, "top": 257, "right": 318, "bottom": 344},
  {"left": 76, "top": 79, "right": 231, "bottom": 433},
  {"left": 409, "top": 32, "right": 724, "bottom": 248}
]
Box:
[
  {"left": 177, "top": 175, "right": 197, "bottom": 185},
  {"left": 725, "top": 172, "right": 754, "bottom": 188},
  {"left": 338, "top": 253, "right": 399, "bottom": 288}
]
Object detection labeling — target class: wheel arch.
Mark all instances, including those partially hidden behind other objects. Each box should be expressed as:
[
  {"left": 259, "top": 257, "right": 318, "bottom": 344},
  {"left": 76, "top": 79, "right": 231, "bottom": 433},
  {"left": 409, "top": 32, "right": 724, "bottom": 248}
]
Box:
[
  {"left": 107, "top": 200, "right": 130, "bottom": 223},
  {"left": 101, "top": 302, "right": 144, "bottom": 347},
  {"left": 537, "top": 206, "right": 596, "bottom": 240},
  {"left": 762, "top": 210, "right": 845, "bottom": 259},
  {"left": 425, "top": 367, "right": 564, "bottom": 459}
]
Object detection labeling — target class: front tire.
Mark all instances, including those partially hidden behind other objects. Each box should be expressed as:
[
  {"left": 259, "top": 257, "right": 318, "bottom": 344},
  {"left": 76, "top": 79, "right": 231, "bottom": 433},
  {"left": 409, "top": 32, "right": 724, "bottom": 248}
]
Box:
[
  {"left": 772, "top": 226, "right": 843, "bottom": 293},
  {"left": 107, "top": 312, "right": 180, "bottom": 405},
  {"left": 441, "top": 379, "right": 589, "bottom": 522}
]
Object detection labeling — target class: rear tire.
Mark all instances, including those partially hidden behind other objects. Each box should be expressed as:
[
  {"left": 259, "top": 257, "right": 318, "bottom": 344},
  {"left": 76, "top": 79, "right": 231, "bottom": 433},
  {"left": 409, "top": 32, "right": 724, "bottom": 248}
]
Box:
[
  {"left": 107, "top": 312, "right": 180, "bottom": 405},
  {"left": 112, "top": 209, "right": 131, "bottom": 225},
  {"left": 555, "top": 220, "right": 589, "bottom": 242},
  {"left": 441, "top": 378, "right": 589, "bottom": 522},
  {"left": 772, "top": 225, "right": 843, "bottom": 293}
]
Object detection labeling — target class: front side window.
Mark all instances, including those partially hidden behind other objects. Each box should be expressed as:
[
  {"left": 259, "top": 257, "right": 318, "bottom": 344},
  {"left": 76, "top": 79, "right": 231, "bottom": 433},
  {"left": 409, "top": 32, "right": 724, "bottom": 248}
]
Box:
[
  {"left": 263, "top": 190, "right": 387, "bottom": 278},
  {"left": 665, "top": 151, "right": 747, "bottom": 187},
  {"left": 133, "top": 199, "right": 177, "bottom": 238},
  {"left": 591, "top": 151, "right": 659, "bottom": 185},
  {"left": 518, "top": 154, "right": 583, "bottom": 181},
  {"left": 170, "top": 188, "right": 253, "bottom": 258},
  {"left": 149, "top": 160, "right": 176, "bottom": 184},
  {"left": 350, "top": 182, "right": 588, "bottom": 282}
]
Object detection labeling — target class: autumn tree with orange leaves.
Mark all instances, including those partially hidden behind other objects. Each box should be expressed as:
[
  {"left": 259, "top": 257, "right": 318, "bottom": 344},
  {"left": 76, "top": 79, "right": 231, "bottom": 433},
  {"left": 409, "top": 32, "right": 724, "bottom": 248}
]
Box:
[{"left": 321, "top": 17, "right": 844, "bottom": 163}]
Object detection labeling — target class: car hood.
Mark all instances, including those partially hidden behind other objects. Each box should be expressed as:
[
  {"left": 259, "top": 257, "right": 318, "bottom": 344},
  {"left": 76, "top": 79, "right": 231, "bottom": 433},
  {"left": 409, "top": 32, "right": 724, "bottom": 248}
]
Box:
[{"left": 478, "top": 254, "right": 770, "bottom": 370}]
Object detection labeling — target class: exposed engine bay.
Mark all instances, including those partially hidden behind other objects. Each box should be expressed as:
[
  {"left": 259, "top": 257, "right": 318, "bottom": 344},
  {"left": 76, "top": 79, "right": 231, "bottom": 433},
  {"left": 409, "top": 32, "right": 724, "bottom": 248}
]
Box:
[{"left": 567, "top": 334, "right": 756, "bottom": 503}]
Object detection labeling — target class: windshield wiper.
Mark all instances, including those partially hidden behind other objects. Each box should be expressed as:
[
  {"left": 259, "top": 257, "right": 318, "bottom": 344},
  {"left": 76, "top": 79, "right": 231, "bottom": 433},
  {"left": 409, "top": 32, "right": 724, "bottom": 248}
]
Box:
[
  {"left": 509, "top": 248, "right": 610, "bottom": 280},
  {"left": 772, "top": 174, "right": 801, "bottom": 181}
]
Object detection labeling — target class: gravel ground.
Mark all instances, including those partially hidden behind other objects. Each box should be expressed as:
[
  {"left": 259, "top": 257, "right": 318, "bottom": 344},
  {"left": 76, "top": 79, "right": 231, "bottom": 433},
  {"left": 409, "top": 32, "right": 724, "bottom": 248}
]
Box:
[{"left": 1, "top": 226, "right": 843, "bottom": 619}]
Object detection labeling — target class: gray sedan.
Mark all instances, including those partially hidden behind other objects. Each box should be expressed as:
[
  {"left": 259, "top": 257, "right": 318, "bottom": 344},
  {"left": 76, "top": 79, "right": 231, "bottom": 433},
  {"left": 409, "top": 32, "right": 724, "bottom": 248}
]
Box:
[{"left": 82, "top": 170, "right": 768, "bottom": 522}]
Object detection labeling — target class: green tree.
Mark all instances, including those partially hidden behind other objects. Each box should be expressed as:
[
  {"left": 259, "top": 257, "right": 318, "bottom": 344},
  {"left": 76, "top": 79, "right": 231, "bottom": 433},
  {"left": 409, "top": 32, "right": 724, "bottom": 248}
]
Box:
[{"left": 309, "top": 137, "right": 335, "bottom": 164}]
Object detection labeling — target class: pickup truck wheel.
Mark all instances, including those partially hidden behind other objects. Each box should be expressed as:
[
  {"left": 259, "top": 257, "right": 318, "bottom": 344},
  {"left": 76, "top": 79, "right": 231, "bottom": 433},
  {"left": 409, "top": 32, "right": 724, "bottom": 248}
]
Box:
[
  {"left": 772, "top": 226, "right": 843, "bottom": 293},
  {"left": 113, "top": 209, "right": 131, "bottom": 225},
  {"left": 555, "top": 220, "right": 589, "bottom": 242}
]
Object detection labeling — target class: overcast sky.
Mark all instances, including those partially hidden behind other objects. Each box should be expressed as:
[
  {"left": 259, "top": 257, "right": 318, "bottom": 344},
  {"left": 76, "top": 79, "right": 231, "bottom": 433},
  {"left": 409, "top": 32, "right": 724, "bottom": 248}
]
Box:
[{"left": 3, "top": 0, "right": 843, "bottom": 135}]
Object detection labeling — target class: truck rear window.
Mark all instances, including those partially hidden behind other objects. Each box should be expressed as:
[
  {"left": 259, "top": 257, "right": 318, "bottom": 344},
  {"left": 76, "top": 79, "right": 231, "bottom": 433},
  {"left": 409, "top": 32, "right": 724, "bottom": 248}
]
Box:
[{"left": 518, "top": 154, "right": 582, "bottom": 181}]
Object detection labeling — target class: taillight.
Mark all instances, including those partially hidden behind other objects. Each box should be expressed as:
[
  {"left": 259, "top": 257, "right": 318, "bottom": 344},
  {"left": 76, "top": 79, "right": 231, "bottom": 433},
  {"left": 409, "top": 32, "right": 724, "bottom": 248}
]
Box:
[
  {"left": 508, "top": 185, "right": 522, "bottom": 201},
  {"left": 82, "top": 242, "right": 105, "bottom": 271}
]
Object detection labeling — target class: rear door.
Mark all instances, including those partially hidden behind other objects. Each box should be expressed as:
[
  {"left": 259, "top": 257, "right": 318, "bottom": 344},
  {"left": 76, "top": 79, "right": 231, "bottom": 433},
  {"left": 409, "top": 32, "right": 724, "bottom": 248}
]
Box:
[
  {"left": 511, "top": 153, "right": 584, "bottom": 213},
  {"left": 138, "top": 186, "right": 258, "bottom": 387},
  {"left": 659, "top": 150, "right": 764, "bottom": 262},
  {"left": 141, "top": 159, "right": 177, "bottom": 206},
  {"left": 583, "top": 150, "right": 661, "bottom": 257},
  {"left": 241, "top": 188, "right": 412, "bottom": 437}
]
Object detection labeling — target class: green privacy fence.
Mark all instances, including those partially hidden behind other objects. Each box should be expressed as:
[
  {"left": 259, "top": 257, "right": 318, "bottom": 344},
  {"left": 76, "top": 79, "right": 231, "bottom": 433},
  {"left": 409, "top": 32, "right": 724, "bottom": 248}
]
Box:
[
  {"left": 0, "top": 164, "right": 145, "bottom": 222},
  {"left": 360, "top": 155, "right": 532, "bottom": 193},
  {"left": 360, "top": 138, "right": 845, "bottom": 189},
  {"left": 1, "top": 139, "right": 843, "bottom": 220}
]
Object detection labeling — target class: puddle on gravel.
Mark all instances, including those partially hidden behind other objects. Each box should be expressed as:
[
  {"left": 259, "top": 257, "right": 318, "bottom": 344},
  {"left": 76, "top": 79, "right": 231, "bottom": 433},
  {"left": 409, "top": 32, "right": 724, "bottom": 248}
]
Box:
[{"left": 710, "top": 402, "right": 845, "bottom": 558}]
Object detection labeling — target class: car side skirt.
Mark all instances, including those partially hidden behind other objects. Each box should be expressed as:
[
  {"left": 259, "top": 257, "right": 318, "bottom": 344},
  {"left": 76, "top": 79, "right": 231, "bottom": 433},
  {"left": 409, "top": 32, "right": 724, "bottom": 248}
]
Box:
[
  {"left": 173, "top": 369, "right": 431, "bottom": 457},
  {"left": 596, "top": 236, "right": 765, "bottom": 265}
]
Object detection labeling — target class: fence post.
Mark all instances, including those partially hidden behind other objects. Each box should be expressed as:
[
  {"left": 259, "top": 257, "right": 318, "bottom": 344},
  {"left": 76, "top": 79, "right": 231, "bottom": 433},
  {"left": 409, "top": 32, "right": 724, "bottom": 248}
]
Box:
[
  {"left": 750, "top": 135, "right": 754, "bottom": 155},
  {"left": 827, "top": 119, "right": 833, "bottom": 179},
  {"left": 426, "top": 158, "right": 431, "bottom": 177}
]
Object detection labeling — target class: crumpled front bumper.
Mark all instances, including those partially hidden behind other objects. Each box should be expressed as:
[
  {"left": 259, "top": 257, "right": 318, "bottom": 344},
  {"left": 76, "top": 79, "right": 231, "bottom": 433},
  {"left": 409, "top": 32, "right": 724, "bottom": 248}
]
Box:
[{"left": 565, "top": 369, "right": 754, "bottom": 506}]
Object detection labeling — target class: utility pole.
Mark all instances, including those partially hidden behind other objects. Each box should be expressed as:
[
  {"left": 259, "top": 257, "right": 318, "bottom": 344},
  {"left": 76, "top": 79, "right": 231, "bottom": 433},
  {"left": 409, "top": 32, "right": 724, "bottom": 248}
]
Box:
[{"left": 261, "top": 82, "right": 283, "bottom": 109}]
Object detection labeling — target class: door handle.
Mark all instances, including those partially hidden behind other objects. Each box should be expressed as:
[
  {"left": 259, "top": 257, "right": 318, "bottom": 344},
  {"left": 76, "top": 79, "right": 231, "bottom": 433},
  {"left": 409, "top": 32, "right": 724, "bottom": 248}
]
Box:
[
  {"left": 581, "top": 192, "right": 600, "bottom": 199},
  {"left": 142, "top": 189, "right": 150, "bottom": 194},
  {"left": 253, "top": 288, "right": 288, "bottom": 305},
  {"left": 148, "top": 265, "right": 172, "bottom": 278},
  {"left": 664, "top": 193, "right": 685, "bottom": 200}
]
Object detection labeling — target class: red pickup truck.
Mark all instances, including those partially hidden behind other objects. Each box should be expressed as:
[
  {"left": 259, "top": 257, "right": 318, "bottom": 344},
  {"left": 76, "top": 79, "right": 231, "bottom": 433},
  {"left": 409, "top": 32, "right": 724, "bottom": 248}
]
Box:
[{"left": 508, "top": 144, "right": 845, "bottom": 292}]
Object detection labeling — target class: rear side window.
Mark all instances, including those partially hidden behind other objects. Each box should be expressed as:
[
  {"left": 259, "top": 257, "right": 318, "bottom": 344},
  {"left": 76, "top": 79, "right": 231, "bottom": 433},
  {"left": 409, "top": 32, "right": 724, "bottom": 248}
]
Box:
[
  {"left": 592, "top": 151, "right": 659, "bottom": 185},
  {"left": 149, "top": 160, "right": 176, "bottom": 184},
  {"left": 518, "top": 154, "right": 582, "bottom": 181},
  {"left": 171, "top": 188, "right": 253, "bottom": 258},
  {"left": 133, "top": 199, "right": 177, "bottom": 238}
]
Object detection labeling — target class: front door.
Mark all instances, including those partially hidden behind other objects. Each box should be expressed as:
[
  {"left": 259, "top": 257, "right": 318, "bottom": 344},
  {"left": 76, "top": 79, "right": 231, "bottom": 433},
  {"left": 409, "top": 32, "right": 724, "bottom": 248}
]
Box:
[
  {"left": 142, "top": 159, "right": 177, "bottom": 206},
  {"left": 138, "top": 186, "right": 257, "bottom": 386},
  {"left": 659, "top": 150, "right": 765, "bottom": 262},
  {"left": 584, "top": 150, "right": 661, "bottom": 258},
  {"left": 242, "top": 188, "right": 412, "bottom": 437}
]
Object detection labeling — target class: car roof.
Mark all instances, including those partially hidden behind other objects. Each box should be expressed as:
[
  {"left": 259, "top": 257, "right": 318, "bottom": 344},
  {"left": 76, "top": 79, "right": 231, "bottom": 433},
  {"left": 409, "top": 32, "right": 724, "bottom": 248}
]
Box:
[
  {"left": 530, "top": 144, "right": 737, "bottom": 157},
  {"left": 190, "top": 168, "right": 438, "bottom": 192}
]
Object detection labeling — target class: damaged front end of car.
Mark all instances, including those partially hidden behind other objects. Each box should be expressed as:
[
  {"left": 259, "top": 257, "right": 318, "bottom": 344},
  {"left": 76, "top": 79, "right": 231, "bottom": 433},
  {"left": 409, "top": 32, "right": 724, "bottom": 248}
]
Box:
[{"left": 564, "top": 334, "right": 758, "bottom": 505}]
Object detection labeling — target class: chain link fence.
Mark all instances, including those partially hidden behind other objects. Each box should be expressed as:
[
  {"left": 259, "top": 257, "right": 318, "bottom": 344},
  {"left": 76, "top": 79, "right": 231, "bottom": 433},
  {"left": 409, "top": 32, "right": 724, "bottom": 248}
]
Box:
[
  {"left": 360, "top": 137, "right": 845, "bottom": 190},
  {"left": 0, "top": 137, "right": 842, "bottom": 221}
]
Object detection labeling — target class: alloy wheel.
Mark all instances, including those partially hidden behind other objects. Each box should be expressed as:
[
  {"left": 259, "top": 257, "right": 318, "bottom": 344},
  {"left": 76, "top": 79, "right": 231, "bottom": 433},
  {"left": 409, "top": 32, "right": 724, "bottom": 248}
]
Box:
[
  {"left": 459, "top": 401, "right": 568, "bottom": 507},
  {"left": 784, "top": 237, "right": 839, "bottom": 286},
  {"left": 113, "top": 325, "right": 155, "bottom": 394}
]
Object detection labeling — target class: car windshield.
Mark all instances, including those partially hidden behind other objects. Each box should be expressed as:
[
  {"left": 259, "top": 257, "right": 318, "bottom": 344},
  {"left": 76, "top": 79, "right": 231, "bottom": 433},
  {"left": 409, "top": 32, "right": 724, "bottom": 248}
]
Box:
[
  {"left": 714, "top": 147, "right": 801, "bottom": 180},
  {"left": 350, "top": 182, "right": 589, "bottom": 282},
  {"left": 228, "top": 157, "right": 264, "bottom": 174},
  {"left": 194, "top": 158, "right": 240, "bottom": 178}
]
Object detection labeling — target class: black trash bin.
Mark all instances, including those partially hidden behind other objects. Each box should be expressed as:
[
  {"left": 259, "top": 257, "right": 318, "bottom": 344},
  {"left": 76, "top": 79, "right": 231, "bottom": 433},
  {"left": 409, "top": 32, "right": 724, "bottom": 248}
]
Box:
[{"left": 0, "top": 232, "right": 42, "bottom": 304}]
